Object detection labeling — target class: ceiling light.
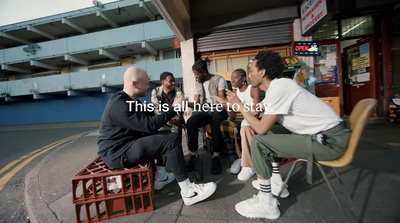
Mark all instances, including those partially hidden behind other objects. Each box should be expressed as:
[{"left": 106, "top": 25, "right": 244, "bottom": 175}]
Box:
[{"left": 342, "top": 20, "right": 366, "bottom": 36}]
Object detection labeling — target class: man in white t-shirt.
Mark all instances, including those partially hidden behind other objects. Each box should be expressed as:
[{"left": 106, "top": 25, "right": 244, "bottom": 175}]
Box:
[{"left": 226, "top": 51, "right": 350, "bottom": 220}]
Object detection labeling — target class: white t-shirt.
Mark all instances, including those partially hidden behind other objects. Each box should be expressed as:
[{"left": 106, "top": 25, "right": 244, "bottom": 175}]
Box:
[
  {"left": 262, "top": 78, "right": 342, "bottom": 135},
  {"left": 195, "top": 77, "right": 226, "bottom": 104},
  {"left": 236, "top": 85, "right": 254, "bottom": 127}
]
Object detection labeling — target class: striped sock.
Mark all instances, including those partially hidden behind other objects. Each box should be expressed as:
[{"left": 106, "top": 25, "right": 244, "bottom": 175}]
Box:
[
  {"left": 258, "top": 178, "right": 274, "bottom": 203},
  {"left": 271, "top": 162, "right": 283, "bottom": 185},
  {"left": 272, "top": 162, "right": 280, "bottom": 174},
  {"left": 257, "top": 178, "right": 274, "bottom": 204},
  {"left": 258, "top": 179, "right": 271, "bottom": 194}
]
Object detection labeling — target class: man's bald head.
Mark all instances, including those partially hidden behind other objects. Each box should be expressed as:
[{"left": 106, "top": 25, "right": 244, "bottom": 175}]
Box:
[
  {"left": 124, "top": 67, "right": 147, "bottom": 83},
  {"left": 123, "top": 67, "right": 150, "bottom": 99}
]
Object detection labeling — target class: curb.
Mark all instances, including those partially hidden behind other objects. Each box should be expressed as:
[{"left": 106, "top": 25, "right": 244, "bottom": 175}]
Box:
[{"left": 24, "top": 133, "right": 90, "bottom": 223}]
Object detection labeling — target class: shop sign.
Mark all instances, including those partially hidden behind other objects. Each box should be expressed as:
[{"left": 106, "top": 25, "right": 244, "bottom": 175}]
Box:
[
  {"left": 352, "top": 55, "right": 370, "bottom": 71},
  {"left": 300, "top": 0, "right": 328, "bottom": 35},
  {"left": 294, "top": 42, "right": 319, "bottom": 56}
]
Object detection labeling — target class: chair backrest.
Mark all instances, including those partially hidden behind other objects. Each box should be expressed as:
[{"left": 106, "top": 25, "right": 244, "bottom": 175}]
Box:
[{"left": 335, "top": 98, "right": 377, "bottom": 166}]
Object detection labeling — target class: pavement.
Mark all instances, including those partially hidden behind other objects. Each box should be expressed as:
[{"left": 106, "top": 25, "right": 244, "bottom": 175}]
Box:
[{"left": 24, "top": 119, "right": 400, "bottom": 223}]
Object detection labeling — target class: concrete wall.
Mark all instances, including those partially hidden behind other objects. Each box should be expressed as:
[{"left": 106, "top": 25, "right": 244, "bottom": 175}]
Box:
[
  {"left": 0, "top": 20, "right": 174, "bottom": 64},
  {"left": 0, "top": 58, "right": 182, "bottom": 97},
  {"left": 0, "top": 92, "right": 111, "bottom": 125},
  {"left": 0, "top": 82, "right": 159, "bottom": 126},
  {"left": 0, "top": 59, "right": 181, "bottom": 126}
]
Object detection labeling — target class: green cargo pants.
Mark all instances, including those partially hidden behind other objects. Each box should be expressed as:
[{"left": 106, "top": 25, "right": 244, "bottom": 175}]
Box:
[{"left": 251, "top": 122, "right": 351, "bottom": 178}]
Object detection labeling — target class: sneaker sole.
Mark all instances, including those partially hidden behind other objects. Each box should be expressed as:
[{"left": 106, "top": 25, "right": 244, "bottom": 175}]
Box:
[{"left": 235, "top": 205, "right": 280, "bottom": 220}]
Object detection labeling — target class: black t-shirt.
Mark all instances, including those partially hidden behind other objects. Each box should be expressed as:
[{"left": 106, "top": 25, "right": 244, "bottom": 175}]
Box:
[
  {"left": 161, "top": 91, "right": 176, "bottom": 106},
  {"left": 97, "top": 91, "right": 176, "bottom": 165}
]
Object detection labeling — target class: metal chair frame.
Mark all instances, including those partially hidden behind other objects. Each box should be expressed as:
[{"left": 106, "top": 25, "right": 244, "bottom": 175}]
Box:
[{"left": 277, "top": 98, "right": 378, "bottom": 221}]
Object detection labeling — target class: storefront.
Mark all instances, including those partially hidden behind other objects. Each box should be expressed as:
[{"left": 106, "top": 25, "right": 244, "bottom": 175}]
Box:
[
  {"left": 302, "top": 0, "right": 400, "bottom": 118},
  {"left": 152, "top": 0, "right": 399, "bottom": 118},
  {"left": 309, "top": 15, "right": 382, "bottom": 116}
]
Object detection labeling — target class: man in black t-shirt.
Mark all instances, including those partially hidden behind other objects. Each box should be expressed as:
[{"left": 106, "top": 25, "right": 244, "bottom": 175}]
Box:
[
  {"left": 151, "top": 72, "right": 184, "bottom": 135},
  {"left": 150, "top": 71, "right": 185, "bottom": 190}
]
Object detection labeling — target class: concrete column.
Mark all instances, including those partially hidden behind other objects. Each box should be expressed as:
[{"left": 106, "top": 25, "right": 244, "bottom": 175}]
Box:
[{"left": 180, "top": 38, "right": 196, "bottom": 101}]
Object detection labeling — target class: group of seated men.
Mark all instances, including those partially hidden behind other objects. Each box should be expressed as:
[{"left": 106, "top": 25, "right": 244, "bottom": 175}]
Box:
[{"left": 97, "top": 51, "right": 350, "bottom": 220}]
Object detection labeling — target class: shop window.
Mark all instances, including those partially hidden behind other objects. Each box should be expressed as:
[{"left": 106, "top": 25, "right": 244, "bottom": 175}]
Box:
[
  {"left": 312, "top": 20, "right": 338, "bottom": 41},
  {"left": 341, "top": 16, "right": 375, "bottom": 38}
]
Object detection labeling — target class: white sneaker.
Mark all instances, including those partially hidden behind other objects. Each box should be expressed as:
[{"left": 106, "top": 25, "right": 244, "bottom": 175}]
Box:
[
  {"left": 181, "top": 182, "right": 217, "bottom": 206},
  {"left": 251, "top": 180, "right": 290, "bottom": 198},
  {"left": 154, "top": 172, "right": 175, "bottom": 191},
  {"left": 237, "top": 167, "right": 255, "bottom": 181},
  {"left": 230, "top": 158, "right": 242, "bottom": 174},
  {"left": 235, "top": 192, "right": 280, "bottom": 219}
]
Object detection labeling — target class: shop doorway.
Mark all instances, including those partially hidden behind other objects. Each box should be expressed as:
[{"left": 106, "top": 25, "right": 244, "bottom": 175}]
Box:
[
  {"left": 343, "top": 38, "right": 380, "bottom": 115},
  {"left": 314, "top": 40, "right": 343, "bottom": 116}
]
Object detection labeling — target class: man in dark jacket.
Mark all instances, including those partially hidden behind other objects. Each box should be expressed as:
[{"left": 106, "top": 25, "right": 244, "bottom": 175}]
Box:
[{"left": 98, "top": 67, "right": 216, "bottom": 206}]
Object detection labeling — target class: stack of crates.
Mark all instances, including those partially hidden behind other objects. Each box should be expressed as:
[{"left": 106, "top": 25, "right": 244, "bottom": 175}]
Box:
[
  {"left": 71, "top": 157, "right": 155, "bottom": 223},
  {"left": 389, "top": 97, "right": 400, "bottom": 123}
]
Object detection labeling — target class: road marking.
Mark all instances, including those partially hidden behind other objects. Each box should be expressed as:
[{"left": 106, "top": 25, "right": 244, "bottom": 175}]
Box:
[
  {"left": 0, "top": 159, "right": 21, "bottom": 175},
  {"left": 0, "top": 134, "right": 84, "bottom": 176},
  {"left": 30, "top": 134, "right": 82, "bottom": 154},
  {"left": 0, "top": 131, "right": 89, "bottom": 191},
  {"left": 30, "top": 148, "right": 42, "bottom": 155}
]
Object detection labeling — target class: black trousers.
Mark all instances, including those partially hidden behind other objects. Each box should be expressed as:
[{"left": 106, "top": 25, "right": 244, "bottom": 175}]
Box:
[
  {"left": 116, "top": 131, "right": 187, "bottom": 182},
  {"left": 156, "top": 125, "right": 182, "bottom": 165},
  {"left": 187, "top": 110, "right": 228, "bottom": 153}
]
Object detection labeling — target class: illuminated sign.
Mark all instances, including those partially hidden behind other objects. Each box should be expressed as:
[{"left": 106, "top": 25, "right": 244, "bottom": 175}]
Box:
[{"left": 294, "top": 42, "right": 319, "bottom": 56}]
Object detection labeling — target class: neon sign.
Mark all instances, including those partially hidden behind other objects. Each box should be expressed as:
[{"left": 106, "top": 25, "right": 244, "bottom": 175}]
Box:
[{"left": 294, "top": 42, "right": 319, "bottom": 56}]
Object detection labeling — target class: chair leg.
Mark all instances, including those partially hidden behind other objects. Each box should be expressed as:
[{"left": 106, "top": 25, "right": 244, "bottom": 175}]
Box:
[
  {"left": 332, "top": 167, "right": 352, "bottom": 201},
  {"left": 315, "top": 163, "right": 349, "bottom": 222},
  {"left": 278, "top": 159, "right": 307, "bottom": 198}
]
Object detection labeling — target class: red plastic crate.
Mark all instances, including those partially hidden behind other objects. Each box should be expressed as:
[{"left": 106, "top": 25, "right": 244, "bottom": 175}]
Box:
[
  {"left": 73, "top": 190, "right": 154, "bottom": 223},
  {"left": 72, "top": 157, "right": 155, "bottom": 223},
  {"left": 280, "top": 158, "right": 294, "bottom": 166}
]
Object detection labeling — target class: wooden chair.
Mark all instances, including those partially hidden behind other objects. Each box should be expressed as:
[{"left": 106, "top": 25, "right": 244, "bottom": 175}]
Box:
[{"left": 278, "top": 98, "right": 377, "bottom": 219}]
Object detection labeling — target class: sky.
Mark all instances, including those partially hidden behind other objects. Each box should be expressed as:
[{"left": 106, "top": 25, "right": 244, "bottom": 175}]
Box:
[{"left": 0, "top": 0, "right": 118, "bottom": 26}]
